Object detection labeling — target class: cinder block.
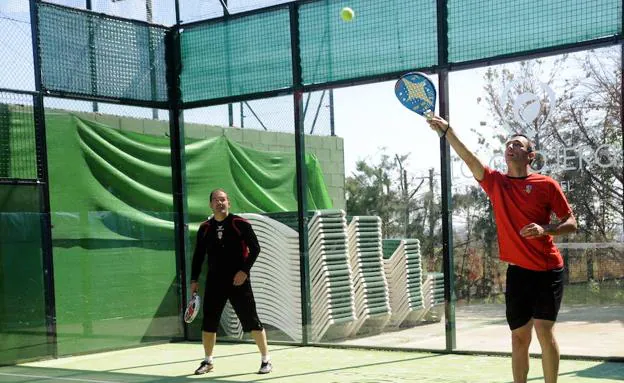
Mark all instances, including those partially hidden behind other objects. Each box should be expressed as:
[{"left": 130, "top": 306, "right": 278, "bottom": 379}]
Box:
[
  {"left": 94, "top": 114, "right": 120, "bottom": 130},
  {"left": 242, "top": 129, "right": 261, "bottom": 144},
  {"left": 316, "top": 148, "right": 331, "bottom": 161},
  {"left": 330, "top": 149, "right": 344, "bottom": 162},
  {"left": 184, "top": 125, "right": 205, "bottom": 139},
  {"left": 224, "top": 127, "right": 243, "bottom": 142},
  {"left": 120, "top": 117, "right": 144, "bottom": 133},
  {"left": 335, "top": 137, "right": 344, "bottom": 150},
  {"left": 304, "top": 135, "right": 321, "bottom": 148},
  {"left": 276, "top": 132, "right": 294, "bottom": 147},
  {"left": 331, "top": 173, "right": 345, "bottom": 188},
  {"left": 145, "top": 119, "right": 168, "bottom": 137},
  {"left": 260, "top": 132, "right": 278, "bottom": 145},
  {"left": 323, "top": 138, "right": 337, "bottom": 149},
  {"left": 205, "top": 125, "right": 223, "bottom": 138}
]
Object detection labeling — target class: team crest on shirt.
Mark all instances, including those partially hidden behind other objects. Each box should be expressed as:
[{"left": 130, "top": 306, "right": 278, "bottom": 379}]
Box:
[
  {"left": 525, "top": 185, "right": 533, "bottom": 194},
  {"left": 217, "top": 225, "right": 224, "bottom": 240}
]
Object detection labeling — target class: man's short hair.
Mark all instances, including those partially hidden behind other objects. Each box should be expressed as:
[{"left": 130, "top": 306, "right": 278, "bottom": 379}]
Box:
[
  {"left": 509, "top": 133, "right": 535, "bottom": 153},
  {"left": 209, "top": 188, "right": 228, "bottom": 202}
]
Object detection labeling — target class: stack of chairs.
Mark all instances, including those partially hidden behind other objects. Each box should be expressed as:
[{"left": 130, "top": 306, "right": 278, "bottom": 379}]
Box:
[
  {"left": 382, "top": 238, "right": 426, "bottom": 328},
  {"left": 219, "top": 213, "right": 302, "bottom": 341},
  {"left": 422, "top": 272, "right": 445, "bottom": 322},
  {"left": 399, "top": 239, "right": 427, "bottom": 326},
  {"left": 308, "top": 209, "right": 357, "bottom": 341},
  {"left": 347, "top": 216, "right": 391, "bottom": 335}
]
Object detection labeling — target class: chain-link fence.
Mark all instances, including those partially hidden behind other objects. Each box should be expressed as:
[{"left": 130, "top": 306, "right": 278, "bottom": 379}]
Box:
[
  {"left": 44, "top": 0, "right": 177, "bottom": 25},
  {"left": 0, "top": 1, "right": 35, "bottom": 91},
  {"left": 0, "top": 91, "right": 38, "bottom": 180},
  {"left": 183, "top": 91, "right": 333, "bottom": 136}
]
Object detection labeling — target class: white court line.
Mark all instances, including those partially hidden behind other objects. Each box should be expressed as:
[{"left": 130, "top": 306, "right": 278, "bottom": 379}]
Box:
[{"left": 0, "top": 372, "right": 120, "bottom": 383}]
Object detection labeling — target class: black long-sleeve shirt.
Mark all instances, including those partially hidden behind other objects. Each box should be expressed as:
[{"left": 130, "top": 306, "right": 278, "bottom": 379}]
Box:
[{"left": 190, "top": 214, "right": 261, "bottom": 282}]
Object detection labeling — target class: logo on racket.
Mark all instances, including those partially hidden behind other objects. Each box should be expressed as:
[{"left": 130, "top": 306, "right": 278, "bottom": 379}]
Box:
[{"left": 184, "top": 293, "right": 201, "bottom": 323}]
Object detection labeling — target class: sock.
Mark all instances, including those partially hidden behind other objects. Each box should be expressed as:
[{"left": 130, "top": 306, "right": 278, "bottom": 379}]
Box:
[
  {"left": 261, "top": 355, "right": 270, "bottom": 363},
  {"left": 204, "top": 356, "right": 213, "bottom": 364}
]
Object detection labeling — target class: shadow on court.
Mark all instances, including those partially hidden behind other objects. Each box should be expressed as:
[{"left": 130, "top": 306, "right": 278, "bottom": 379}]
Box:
[
  {"left": 567, "top": 362, "right": 624, "bottom": 381},
  {"left": 1, "top": 343, "right": 622, "bottom": 383},
  {"left": 0, "top": 352, "right": 443, "bottom": 383},
  {"left": 1, "top": 366, "right": 209, "bottom": 383}
]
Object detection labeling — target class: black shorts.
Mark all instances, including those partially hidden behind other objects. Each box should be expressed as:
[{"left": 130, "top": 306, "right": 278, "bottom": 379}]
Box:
[
  {"left": 202, "top": 278, "right": 263, "bottom": 333},
  {"left": 505, "top": 265, "right": 564, "bottom": 330}
]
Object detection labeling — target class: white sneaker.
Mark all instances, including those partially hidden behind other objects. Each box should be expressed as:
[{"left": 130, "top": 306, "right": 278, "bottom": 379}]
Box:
[{"left": 258, "top": 360, "right": 272, "bottom": 374}]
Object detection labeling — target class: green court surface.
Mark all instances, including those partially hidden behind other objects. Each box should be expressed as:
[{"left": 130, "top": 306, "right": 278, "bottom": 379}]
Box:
[{"left": 0, "top": 343, "right": 622, "bottom": 383}]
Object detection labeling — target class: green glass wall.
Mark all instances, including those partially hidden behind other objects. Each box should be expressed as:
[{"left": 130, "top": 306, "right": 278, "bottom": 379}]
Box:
[
  {"left": 0, "top": 185, "right": 48, "bottom": 364},
  {"left": 45, "top": 109, "right": 182, "bottom": 355}
]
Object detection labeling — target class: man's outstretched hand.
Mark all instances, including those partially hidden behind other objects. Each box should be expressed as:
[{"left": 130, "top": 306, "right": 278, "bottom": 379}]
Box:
[{"left": 427, "top": 115, "right": 450, "bottom": 137}]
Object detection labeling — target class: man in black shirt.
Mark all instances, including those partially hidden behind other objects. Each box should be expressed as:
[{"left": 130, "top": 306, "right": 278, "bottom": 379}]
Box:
[{"left": 190, "top": 189, "right": 272, "bottom": 375}]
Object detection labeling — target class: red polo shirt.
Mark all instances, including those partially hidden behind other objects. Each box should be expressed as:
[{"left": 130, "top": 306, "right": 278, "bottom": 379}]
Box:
[{"left": 478, "top": 167, "right": 573, "bottom": 271}]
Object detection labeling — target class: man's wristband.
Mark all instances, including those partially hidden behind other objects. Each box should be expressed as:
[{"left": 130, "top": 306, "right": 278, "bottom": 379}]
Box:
[{"left": 439, "top": 126, "right": 450, "bottom": 138}]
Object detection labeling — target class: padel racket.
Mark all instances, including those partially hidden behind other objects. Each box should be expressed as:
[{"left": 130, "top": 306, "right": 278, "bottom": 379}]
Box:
[
  {"left": 394, "top": 72, "right": 437, "bottom": 119},
  {"left": 184, "top": 293, "right": 201, "bottom": 324}
]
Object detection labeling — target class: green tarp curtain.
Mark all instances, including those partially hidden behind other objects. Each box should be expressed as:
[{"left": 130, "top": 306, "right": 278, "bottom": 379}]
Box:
[{"left": 45, "top": 113, "right": 332, "bottom": 240}]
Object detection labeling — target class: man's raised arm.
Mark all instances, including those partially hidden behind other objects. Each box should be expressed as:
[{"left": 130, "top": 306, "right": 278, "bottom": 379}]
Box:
[{"left": 428, "top": 116, "right": 486, "bottom": 181}]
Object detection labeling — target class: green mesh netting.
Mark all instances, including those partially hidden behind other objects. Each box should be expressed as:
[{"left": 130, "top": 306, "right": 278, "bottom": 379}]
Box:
[
  {"left": 299, "top": 0, "right": 438, "bottom": 85},
  {"left": 180, "top": 8, "right": 293, "bottom": 103},
  {"left": 0, "top": 95, "right": 37, "bottom": 180},
  {"left": 38, "top": 3, "right": 168, "bottom": 102},
  {"left": 448, "top": 0, "right": 622, "bottom": 63}
]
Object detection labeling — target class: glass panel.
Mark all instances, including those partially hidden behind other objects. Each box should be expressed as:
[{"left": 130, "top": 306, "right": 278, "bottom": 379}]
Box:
[
  {"left": 449, "top": 46, "right": 623, "bottom": 358},
  {"left": 45, "top": 99, "right": 181, "bottom": 355},
  {"left": 309, "top": 79, "right": 446, "bottom": 349},
  {"left": 0, "top": 185, "right": 49, "bottom": 364},
  {"left": 183, "top": 96, "right": 306, "bottom": 343}
]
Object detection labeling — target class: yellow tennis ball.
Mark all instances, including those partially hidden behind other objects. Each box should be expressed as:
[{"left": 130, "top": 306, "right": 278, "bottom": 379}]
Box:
[{"left": 340, "top": 7, "right": 354, "bottom": 22}]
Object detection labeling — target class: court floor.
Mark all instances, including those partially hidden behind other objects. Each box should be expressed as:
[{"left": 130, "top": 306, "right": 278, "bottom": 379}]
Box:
[{"left": 1, "top": 342, "right": 622, "bottom": 382}]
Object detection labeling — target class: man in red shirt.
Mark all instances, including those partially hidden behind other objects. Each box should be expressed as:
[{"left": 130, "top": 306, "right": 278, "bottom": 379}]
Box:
[{"left": 428, "top": 116, "right": 577, "bottom": 383}]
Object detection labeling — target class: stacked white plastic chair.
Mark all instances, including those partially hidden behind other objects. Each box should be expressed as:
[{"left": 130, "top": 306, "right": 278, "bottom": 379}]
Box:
[
  {"left": 382, "top": 239, "right": 425, "bottom": 328},
  {"left": 422, "top": 272, "right": 445, "bottom": 322},
  {"left": 308, "top": 209, "right": 357, "bottom": 341},
  {"left": 347, "top": 216, "right": 391, "bottom": 335},
  {"left": 219, "top": 213, "right": 302, "bottom": 341}
]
